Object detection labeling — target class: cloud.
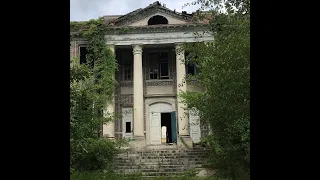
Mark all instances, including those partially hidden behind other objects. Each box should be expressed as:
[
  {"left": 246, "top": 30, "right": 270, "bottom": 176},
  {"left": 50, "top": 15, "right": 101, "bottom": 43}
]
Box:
[{"left": 70, "top": 0, "right": 202, "bottom": 21}]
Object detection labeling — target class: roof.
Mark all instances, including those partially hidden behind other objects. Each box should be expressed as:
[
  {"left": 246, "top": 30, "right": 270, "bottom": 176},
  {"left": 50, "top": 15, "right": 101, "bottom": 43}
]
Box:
[
  {"left": 102, "top": 1, "right": 197, "bottom": 26},
  {"left": 71, "top": 1, "right": 213, "bottom": 33}
]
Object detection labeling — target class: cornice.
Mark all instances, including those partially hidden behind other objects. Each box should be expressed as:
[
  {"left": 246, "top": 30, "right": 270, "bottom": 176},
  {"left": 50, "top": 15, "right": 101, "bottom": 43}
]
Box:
[{"left": 105, "top": 24, "right": 210, "bottom": 35}]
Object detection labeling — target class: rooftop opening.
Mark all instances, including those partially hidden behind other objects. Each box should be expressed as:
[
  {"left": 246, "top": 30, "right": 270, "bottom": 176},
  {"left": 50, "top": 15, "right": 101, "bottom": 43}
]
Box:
[{"left": 148, "top": 15, "right": 168, "bottom": 25}]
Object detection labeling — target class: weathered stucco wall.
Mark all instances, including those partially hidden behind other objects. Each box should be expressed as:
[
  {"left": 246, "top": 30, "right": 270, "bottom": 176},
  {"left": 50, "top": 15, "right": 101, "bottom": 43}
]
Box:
[{"left": 146, "top": 86, "right": 174, "bottom": 95}]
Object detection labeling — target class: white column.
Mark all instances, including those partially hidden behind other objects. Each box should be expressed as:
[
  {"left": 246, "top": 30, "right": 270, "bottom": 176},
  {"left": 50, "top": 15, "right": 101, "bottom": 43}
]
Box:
[
  {"left": 175, "top": 43, "right": 189, "bottom": 136},
  {"left": 132, "top": 44, "right": 144, "bottom": 138},
  {"left": 103, "top": 45, "right": 115, "bottom": 139}
]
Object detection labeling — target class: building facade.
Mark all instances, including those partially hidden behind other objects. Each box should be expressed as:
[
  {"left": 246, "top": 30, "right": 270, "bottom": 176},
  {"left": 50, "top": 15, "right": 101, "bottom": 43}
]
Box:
[{"left": 71, "top": 1, "right": 213, "bottom": 149}]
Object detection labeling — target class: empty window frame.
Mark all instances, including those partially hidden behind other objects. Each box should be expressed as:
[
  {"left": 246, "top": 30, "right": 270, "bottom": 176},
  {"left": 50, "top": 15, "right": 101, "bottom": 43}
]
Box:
[
  {"left": 79, "top": 46, "right": 88, "bottom": 64},
  {"left": 122, "top": 52, "right": 133, "bottom": 81},
  {"left": 159, "top": 52, "right": 169, "bottom": 79},
  {"left": 125, "top": 122, "right": 131, "bottom": 133},
  {"left": 148, "top": 52, "right": 169, "bottom": 80}
]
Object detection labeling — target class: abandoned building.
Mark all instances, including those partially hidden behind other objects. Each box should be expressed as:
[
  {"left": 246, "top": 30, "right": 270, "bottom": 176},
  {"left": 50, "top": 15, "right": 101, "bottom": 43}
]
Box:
[{"left": 70, "top": 1, "right": 214, "bottom": 150}]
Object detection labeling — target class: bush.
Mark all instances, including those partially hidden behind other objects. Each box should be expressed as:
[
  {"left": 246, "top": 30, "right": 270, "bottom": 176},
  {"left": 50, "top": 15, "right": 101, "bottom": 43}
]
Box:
[
  {"left": 70, "top": 171, "right": 227, "bottom": 180},
  {"left": 70, "top": 138, "right": 118, "bottom": 171},
  {"left": 70, "top": 171, "right": 118, "bottom": 180}
]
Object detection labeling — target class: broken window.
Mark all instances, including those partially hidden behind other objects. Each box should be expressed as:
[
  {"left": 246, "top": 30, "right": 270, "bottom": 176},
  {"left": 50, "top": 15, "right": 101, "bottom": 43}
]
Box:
[
  {"left": 148, "top": 52, "right": 169, "bottom": 80},
  {"left": 123, "top": 60, "right": 133, "bottom": 81},
  {"left": 122, "top": 52, "right": 133, "bottom": 81},
  {"left": 149, "top": 53, "right": 159, "bottom": 80},
  {"left": 159, "top": 52, "right": 169, "bottom": 79},
  {"left": 185, "top": 51, "right": 200, "bottom": 76}
]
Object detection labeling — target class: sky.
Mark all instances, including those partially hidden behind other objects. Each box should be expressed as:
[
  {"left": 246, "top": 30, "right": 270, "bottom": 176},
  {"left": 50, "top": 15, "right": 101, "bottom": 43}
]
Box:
[{"left": 70, "top": 0, "right": 202, "bottom": 21}]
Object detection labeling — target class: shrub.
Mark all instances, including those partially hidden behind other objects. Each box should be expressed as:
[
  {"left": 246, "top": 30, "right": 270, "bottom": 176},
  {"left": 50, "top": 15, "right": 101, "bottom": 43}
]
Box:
[{"left": 70, "top": 138, "right": 118, "bottom": 171}]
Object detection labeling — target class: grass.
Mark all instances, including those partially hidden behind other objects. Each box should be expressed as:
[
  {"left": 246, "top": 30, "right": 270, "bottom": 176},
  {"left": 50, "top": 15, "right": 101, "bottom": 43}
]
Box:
[{"left": 70, "top": 171, "right": 228, "bottom": 180}]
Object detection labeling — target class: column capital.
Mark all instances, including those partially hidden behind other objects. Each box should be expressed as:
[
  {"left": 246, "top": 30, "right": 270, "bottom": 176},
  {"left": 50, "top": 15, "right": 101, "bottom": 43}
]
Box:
[
  {"left": 174, "top": 42, "right": 183, "bottom": 49},
  {"left": 132, "top": 44, "right": 143, "bottom": 55},
  {"left": 108, "top": 44, "right": 115, "bottom": 54},
  {"left": 108, "top": 44, "right": 115, "bottom": 48}
]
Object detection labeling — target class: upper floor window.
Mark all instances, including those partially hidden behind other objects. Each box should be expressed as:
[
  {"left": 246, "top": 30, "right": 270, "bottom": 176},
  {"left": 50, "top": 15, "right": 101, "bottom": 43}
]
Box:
[
  {"left": 148, "top": 15, "right": 168, "bottom": 25},
  {"left": 185, "top": 51, "right": 200, "bottom": 76},
  {"left": 186, "top": 63, "right": 200, "bottom": 76},
  {"left": 123, "top": 60, "right": 133, "bottom": 81},
  {"left": 121, "top": 52, "right": 133, "bottom": 81},
  {"left": 148, "top": 52, "right": 169, "bottom": 80}
]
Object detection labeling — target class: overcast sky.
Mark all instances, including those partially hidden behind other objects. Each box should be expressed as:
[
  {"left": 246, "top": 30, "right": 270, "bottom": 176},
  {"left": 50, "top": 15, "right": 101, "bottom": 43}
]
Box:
[{"left": 70, "top": 0, "right": 202, "bottom": 21}]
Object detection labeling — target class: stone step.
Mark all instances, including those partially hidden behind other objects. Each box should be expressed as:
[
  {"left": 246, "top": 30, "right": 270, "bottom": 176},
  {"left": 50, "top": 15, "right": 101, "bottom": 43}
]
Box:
[
  {"left": 114, "top": 159, "right": 203, "bottom": 163},
  {"left": 117, "top": 150, "right": 210, "bottom": 155},
  {"left": 114, "top": 160, "right": 203, "bottom": 165},
  {"left": 114, "top": 168, "right": 189, "bottom": 173},
  {"left": 114, "top": 167, "right": 200, "bottom": 171},
  {"left": 115, "top": 168, "right": 187, "bottom": 173},
  {"left": 115, "top": 155, "right": 205, "bottom": 158},
  {"left": 114, "top": 161, "right": 205, "bottom": 167},
  {"left": 115, "top": 161, "right": 205, "bottom": 166},
  {"left": 114, "top": 158, "right": 206, "bottom": 162},
  {"left": 115, "top": 171, "right": 186, "bottom": 177},
  {"left": 119, "top": 153, "right": 208, "bottom": 156},
  {"left": 115, "top": 156, "right": 207, "bottom": 160},
  {"left": 114, "top": 163, "right": 204, "bottom": 167},
  {"left": 115, "top": 154, "right": 207, "bottom": 158},
  {"left": 118, "top": 150, "right": 210, "bottom": 153},
  {"left": 113, "top": 148, "right": 210, "bottom": 177}
]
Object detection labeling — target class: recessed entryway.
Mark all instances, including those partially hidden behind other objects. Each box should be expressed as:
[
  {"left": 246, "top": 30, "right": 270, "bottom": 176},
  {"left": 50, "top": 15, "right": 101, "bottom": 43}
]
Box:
[
  {"left": 161, "top": 112, "right": 177, "bottom": 144},
  {"left": 148, "top": 102, "right": 177, "bottom": 145}
]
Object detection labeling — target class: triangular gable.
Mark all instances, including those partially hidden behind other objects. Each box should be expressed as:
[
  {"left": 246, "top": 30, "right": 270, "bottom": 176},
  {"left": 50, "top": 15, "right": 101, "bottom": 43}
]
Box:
[{"left": 114, "top": 1, "right": 196, "bottom": 26}]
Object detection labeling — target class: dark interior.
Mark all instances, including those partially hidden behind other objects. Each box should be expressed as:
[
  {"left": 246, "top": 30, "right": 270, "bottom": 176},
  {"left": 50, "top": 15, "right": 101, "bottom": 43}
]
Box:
[
  {"left": 80, "top": 46, "right": 88, "bottom": 64},
  {"left": 148, "top": 15, "right": 168, "bottom": 25},
  {"left": 161, "top": 113, "right": 172, "bottom": 143}
]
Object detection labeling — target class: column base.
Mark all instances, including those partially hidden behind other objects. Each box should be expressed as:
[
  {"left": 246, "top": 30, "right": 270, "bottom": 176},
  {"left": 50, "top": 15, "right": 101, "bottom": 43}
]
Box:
[{"left": 178, "top": 135, "right": 193, "bottom": 149}]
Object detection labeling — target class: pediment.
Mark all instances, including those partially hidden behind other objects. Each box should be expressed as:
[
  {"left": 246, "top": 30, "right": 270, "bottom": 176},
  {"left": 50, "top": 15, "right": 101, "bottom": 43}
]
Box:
[{"left": 114, "top": 1, "right": 196, "bottom": 27}]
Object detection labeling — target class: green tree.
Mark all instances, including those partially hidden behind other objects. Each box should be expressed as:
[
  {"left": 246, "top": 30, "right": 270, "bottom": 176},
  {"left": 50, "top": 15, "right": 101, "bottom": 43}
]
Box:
[
  {"left": 181, "top": 0, "right": 250, "bottom": 179},
  {"left": 70, "top": 18, "right": 119, "bottom": 172}
]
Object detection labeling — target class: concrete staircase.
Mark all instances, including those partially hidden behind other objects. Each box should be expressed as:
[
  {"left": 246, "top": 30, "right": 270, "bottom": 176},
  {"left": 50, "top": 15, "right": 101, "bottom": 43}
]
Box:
[{"left": 113, "top": 147, "right": 210, "bottom": 177}]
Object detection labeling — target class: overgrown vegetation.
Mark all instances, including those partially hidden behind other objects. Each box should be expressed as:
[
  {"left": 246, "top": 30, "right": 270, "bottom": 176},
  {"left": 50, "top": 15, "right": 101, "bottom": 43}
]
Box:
[
  {"left": 70, "top": 0, "right": 249, "bottom": 178},
  {"left": 70, "top": 171, "right": 229, "bottom": 180},
  {"left": 181, "top": 0, "right": 250, "bottom": 179},
  {"left": 70, "top": 18, "right": 121, "bottom": 173}
]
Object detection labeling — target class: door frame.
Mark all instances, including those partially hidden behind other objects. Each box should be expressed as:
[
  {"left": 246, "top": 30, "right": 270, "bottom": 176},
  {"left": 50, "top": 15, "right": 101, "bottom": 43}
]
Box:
[{"left": 147, "top": 101, "right": 176, "bottom": 145}]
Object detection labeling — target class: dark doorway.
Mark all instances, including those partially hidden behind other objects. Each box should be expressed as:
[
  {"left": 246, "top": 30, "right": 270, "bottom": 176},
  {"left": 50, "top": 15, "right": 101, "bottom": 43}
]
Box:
[{"left": 161, "top": 113, "right": 172, "bottom": 143}]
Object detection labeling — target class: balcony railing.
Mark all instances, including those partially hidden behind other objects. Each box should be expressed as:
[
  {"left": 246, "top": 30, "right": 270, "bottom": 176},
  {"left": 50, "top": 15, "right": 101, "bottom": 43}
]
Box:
[
  {"left": 120, "top": 81, "right": 133, "bottom": 87},
  {"left": 145, "top": 79, "right": 174, "bottom": 87},
  {"left": 120, "top": 79, "right": 174, "bottom": 87}
]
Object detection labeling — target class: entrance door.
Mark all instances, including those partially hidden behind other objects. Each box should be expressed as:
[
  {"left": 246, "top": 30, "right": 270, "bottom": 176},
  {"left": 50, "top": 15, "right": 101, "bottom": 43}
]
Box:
[
  {"left": 170, "top": 112, "right": 177, "bottom": 143},
  {"left": 189, "top": 108, "right": 201, "bottom": 143},
  {"left": 122, "top": 107, "right": 133, "bottom": 139},
  {"left": 150, "top": 112, "right": 161, "bottom": 144}
]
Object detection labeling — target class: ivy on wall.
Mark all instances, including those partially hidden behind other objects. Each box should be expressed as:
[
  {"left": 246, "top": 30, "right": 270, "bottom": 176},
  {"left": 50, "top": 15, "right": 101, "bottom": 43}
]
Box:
[{"left": 70, "top": 17, "right": 118, "bottom": 120}]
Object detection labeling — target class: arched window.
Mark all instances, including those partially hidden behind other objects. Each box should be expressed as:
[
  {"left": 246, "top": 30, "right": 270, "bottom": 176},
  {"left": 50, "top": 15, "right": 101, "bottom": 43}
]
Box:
[{"left": 148, "top": 15, "right": 168, "bottom": 25}]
